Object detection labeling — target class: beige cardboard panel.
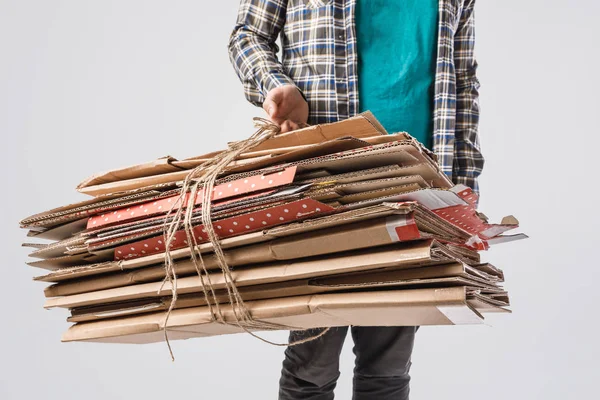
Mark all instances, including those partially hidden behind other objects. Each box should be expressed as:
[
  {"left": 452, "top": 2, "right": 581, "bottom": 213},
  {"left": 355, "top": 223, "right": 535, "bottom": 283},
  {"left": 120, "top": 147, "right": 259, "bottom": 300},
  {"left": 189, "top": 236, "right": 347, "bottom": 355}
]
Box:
[
  {"left": 234, "top": 133, "right": 406, "bottom": 162},
  {"left": 79, "top": 139, "right": 433, "bottom": 198},
  {"left": 21, "top": 190, "right": 165, "bottom": 228},
  {"left": 36, "top": 262, "right": 123, "bottom": 283},
  {"left": 294, "top": 146, "right": 419, "bottom": 176},
  {"left": 64, "top": 263, "right": 474, "bottom": 322},
  {"left": 43, "top": 214, "right": 420, "bottom": 297},
  {"left": 248, "top": 113, "right": 386, "bottom": 153},
  {"left": 343, "top": 187, "right": 467, "bottom": 211},
  {"left": 21, "top": 243, "right": 46, "bottom": 249},
  {"left": 339, "top": 183, "right": 424, "bottom": 204},
  {"left": 360, "top": 133, "right": 410, "bottom": 146},
  {"left": 237, "top": 143, "right": 317, "bottom": 160},
  {"left": 228, "top": 131, "right": 430, "bottom": 177},
  {"left": 26, "top": 219, "right": 88, "bottom": 241},
  {"left": 61, "top": 288, "right": 477, "bottom": 343},
  {"left": 78, "top": 169, "right": 192, "bottom": 197},
  {"left": 299, "top": 165, "right": 404, "bottom": 184},
  {"left": 335, "top": 176, "right": 429, "bottom": 194},
  {"left": 265, "top": 215, "right": 409, "bottom": 260},
  {"left": 20, "top": 190, "right": 155, "bottom": 225},
  {"left": 69, "top": 301, "right": 168, "bottom": 323},
  {"left": 27, "top": 250, "right": 113, "bottom": 271},
  {"left": 473, "top": 264, "right": 504, "bottom": 281},
  {"left": 183, "top": 139, "right": 366, "bottom": 167},
  {"left": 173, "top": 154, "right": 273, "bottom": 169},
  {"left": 467, "top": 297, "right": 511, "bottom": 314},
  {"left": 77, "top": 114, "right": 388, "bottom": 196},
  {"left": 301, "top": 164, "right": 435, "bottom": 187},
  {"left": 168, "top": 137, "right": 376, "bottom": 186},
  {"left": 77, "top": 156, "right": 183, "bottom": 190},
  {"left": 29, "top": 236, "right": 88, "bottom": 259},
  {"left": 44, "top": 241, "right": 438, "bottom": 309},
  {"left": 210, "top": 138, "right": 372, "bottom": 175},
  {"left": 312, "top": 263, "right": 469, "bottom": 286},
  {"left": 67, "top": 265, "right": 498, "bottom": 323}
]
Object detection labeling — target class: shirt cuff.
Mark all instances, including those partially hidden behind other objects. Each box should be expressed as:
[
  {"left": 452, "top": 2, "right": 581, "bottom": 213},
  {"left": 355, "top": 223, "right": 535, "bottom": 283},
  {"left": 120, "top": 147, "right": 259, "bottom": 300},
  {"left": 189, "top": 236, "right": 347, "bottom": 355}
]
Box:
[{"left": 260, "top": 71, "right": 298, "bottom": 96}]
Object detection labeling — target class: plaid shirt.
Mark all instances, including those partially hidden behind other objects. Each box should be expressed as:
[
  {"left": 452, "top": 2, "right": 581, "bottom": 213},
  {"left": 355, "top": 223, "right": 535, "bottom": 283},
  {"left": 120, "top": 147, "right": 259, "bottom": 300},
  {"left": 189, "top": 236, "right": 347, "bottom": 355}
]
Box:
[{"left": 228, "top": 0, "right": 484, "bottom": 192}]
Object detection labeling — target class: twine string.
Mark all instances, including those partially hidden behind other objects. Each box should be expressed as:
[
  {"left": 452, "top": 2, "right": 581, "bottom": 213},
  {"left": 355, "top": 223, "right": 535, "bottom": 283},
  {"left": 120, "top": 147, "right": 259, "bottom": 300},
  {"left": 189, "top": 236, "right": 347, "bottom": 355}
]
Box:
[{"left": 160, "top": 118, "right": 330, "bottom": 360}]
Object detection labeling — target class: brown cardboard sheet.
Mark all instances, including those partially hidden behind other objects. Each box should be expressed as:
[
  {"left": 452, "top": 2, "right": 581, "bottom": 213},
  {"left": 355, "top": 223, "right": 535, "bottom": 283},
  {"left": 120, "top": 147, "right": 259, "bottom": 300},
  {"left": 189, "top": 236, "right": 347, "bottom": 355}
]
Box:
[
  {"left": 175, "top": 137, "right": 372, "bottom": 173},
  {"left": 67, "top": 262, "right": 505, "bottom": 323},
  {"left": 61, "top": 287, "right": 483, "bottom": 343},
  {"left": 28, "top": 236, "right": 88, "bottom": 260},
  {"left": 20, "top": 190, "right": 165, "bottom": 229},
  {"left": 27, "top": 250, "right": 113, "bottom": 270},
  {"left": 26, "top": 218, "right": 88, "bottom": 241},
  {"left": 233, "top": 112, "right": 387, "bottom": 153},
  {"left": 44, "top": 240, "right": 462, "bottom": 309},
  {"left": 76, "top": 113, "right": 389, "bottom": 195},
  {"left": 76, "top": 156, "right": 184, "bottom": 191},
  {"left": 79, "top": 134, "right": 447, "bottom": 198},
  {"left": 233, "top": 132, "right": 407, "bottom": 162}
]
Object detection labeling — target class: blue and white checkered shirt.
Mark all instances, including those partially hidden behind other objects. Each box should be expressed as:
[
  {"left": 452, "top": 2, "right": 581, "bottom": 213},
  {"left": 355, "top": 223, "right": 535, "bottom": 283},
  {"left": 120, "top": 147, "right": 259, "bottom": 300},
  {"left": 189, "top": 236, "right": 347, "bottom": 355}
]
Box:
[{"left": 228, "top": 0, "right": 484, "bottom": 193}]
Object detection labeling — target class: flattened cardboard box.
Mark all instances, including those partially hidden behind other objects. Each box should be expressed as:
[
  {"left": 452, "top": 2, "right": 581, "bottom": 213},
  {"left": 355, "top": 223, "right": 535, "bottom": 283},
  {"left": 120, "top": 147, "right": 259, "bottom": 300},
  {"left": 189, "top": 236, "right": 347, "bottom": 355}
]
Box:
[
  {"left": 75, "top": 113, "right": 391, "bottom": 194},
  {"left": 62, "top": 287, "right": 484, "bottom": 343},
  {"left": 44, "top": 240, "right": 474, "bottom": 310},
  {"left": 26, "top": 142, "right": 453, "bottom": 268},
  {"left": 31, "top": 201, "right": 413, "bottom": 273},
  {"left": 43, "top": 207, "right": 488, "bottom": 297},
  {"left": 79, "top": 135, "right": 447, "bottom": 198},
  {"left": 67, "top": 262, "right": 508, "bottom": 323}
]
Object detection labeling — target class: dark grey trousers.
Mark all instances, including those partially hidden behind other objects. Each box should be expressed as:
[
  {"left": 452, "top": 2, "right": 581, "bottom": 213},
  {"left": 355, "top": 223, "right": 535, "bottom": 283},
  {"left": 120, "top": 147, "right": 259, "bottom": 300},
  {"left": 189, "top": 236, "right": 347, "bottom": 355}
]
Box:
[{"left": 278, "top": 326, "right": 418, "bottom": 400}]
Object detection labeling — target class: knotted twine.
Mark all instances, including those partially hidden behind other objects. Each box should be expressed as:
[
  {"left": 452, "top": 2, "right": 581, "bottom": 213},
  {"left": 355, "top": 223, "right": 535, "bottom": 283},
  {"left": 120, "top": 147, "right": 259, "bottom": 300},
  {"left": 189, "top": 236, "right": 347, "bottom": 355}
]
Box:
[{"left": 160, "top": 118, "right": 329, "bottom": 360}]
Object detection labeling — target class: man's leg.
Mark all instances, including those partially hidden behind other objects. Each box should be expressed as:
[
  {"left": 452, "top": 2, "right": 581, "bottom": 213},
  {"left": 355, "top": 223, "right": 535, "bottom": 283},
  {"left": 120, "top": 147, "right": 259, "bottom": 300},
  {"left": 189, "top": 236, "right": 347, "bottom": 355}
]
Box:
[
  {"left": 351, "top": 326, "right": 419, "bottom": 400},
  {"left": 279, "top": 327, "right": 349, "bottom": 400}
]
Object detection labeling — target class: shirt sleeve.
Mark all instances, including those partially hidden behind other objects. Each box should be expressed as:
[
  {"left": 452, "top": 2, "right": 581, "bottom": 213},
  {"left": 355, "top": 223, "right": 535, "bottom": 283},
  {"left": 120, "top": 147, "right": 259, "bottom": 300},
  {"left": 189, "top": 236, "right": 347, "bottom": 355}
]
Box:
[
  {"left": 228, "top": 0, "right": 297, "bottom": 107},
  {"left": 452, "top": 0, "right": 485, "bottom": 195}
]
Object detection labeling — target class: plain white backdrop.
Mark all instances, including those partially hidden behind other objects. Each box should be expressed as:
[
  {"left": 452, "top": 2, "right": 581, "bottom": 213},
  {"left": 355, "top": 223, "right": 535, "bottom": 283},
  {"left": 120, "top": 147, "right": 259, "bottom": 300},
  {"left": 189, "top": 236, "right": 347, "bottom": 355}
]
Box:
[{"left": 1, "top": 1, "right": 599, "bottom": 399}]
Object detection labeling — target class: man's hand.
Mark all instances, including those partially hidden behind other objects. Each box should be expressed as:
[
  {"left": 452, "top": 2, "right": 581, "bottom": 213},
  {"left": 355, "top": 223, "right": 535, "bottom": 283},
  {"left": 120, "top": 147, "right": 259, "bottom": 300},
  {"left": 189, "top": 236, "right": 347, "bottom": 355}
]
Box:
[{"left": 263, "top": 85, "right": 309, "bottom": 133}]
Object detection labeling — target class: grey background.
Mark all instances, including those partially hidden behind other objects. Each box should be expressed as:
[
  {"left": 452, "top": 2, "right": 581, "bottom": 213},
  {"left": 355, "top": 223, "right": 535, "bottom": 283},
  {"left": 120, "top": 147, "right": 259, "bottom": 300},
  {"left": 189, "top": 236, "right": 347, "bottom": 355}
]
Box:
[{"left": 1, "top": 0, "right": 598, "bottom": 399}]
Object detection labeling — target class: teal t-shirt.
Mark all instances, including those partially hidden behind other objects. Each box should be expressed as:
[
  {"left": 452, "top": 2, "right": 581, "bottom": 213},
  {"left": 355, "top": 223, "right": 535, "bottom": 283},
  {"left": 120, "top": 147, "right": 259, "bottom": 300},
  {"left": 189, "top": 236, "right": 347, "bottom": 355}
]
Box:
[{"left": 356, "top": 0, "right": 439, "bottom": 149}]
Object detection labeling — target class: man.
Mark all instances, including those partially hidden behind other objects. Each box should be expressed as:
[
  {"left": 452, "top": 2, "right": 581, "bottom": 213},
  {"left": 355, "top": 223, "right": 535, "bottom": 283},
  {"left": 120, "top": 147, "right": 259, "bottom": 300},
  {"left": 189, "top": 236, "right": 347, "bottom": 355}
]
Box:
[{"left": 228, "top": 1, "right": 484, "bottom": 399}]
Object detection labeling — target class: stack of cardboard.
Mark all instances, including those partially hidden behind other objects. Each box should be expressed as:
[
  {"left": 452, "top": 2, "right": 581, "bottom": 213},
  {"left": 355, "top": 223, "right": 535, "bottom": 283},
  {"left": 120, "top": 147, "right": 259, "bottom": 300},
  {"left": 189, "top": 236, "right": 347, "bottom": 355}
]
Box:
[{"left": 20, "top": 113, "right": 526, "bottom": 345}]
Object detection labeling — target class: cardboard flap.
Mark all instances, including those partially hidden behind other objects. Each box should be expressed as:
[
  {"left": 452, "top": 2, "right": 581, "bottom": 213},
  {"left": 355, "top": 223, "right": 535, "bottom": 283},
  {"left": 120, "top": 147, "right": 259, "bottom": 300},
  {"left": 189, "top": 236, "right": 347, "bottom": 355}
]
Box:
[
  {"left": 26, "top": 219, "right": 88, "bottom": 241},
  {"left": 43, "top": 241, "right": 439, "bottom": 309},
  {"left": 60, "top": 288, "right": 479, "bottom": 343},
  {"left": 20, "top": 190, "right": 163, "bottom": 228},
  {"left": 77, "top": 156, "right": 183, "bottom": 191},
  {"left": 248, "top": 112, "right": 387, "bottom": 152}
]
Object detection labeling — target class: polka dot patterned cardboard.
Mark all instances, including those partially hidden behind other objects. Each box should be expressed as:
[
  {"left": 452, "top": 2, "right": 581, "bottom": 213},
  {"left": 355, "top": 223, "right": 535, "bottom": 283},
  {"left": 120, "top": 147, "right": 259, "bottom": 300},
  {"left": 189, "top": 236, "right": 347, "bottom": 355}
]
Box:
[
  {"left": 453, "top": 186, "right": 479, "bottom": 206},
  {"left": 433, "top": 204, "right": 487, "bottom": 237},
  {"left": 87, "top": 167, "right": 298, "bottom": 230},
  {"left": 114, "top": 198, "right": 334, "bottom": 260}
]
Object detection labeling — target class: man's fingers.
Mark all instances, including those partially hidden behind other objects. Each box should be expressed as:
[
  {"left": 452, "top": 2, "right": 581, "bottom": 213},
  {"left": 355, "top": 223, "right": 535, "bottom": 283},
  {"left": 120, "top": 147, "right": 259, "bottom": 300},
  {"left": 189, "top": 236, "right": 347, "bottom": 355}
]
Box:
[
  {"left": 280, "top": 120, "right": 300, "bottom": 133},
  {"left": 262, "top": 98, "right": 278, "bottom": 119},
  {"left": 264, "top": 88, "right": 285, "bottom": 118}
]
